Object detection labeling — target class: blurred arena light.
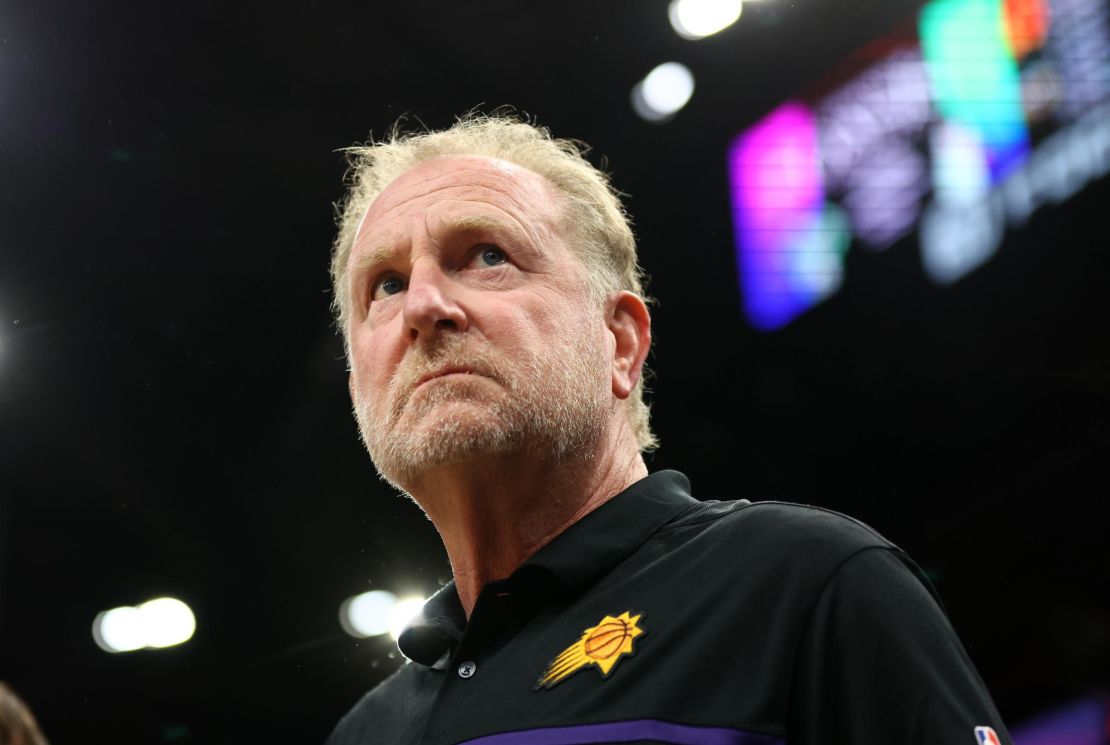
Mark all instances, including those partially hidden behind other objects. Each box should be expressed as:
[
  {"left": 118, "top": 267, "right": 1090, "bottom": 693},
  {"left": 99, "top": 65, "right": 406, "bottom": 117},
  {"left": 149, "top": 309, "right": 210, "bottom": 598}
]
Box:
[
  {"left": 338, "top": 590, "right": 428, "bottom": 641},
  {"left": 93, "top": 597, "right": 196, "bottom": 653},
  {"left": 669, "top": 0, "right": 743, "bottom": 40},
  {"left": 389, "top": 596, "right": 428, "bottom": 641},
  {"left": 631, "top": 62, "right": 696, "bottom": 122},
  {"left": 727, "top": 0, "right": 1110, "bottom": 330},
  {"left": 139, "top": 597, "right": 196, "bottom": 648},
  {"left": 93, "top": 606, "right": 145, "bottom": 653},
  {"left": 1009, "top": 696, "right": 1110, "bottom": 745},
  {"left": 339, "top": 589, "right": 397, "bottom": 638}
]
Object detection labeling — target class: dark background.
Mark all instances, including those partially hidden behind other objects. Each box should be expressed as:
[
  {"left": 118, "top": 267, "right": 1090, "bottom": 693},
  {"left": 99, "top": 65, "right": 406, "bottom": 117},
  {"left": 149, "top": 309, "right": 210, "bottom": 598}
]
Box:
[{"left": 1, "top": 0, "right": 1107, "bottom": 742}]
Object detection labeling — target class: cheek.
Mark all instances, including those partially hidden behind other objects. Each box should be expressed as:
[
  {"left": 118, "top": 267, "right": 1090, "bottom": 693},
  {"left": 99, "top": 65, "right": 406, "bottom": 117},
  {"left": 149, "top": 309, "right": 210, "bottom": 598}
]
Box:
[
  {"left": 488, "top": 308, "right": 569, "bottom": 351},
  {"left": 527, "top": 289, "right": 590, "bottom": 330},
  {"left": 542, "top": 297, "right": 601, "bottom": 339},
  {"left": 348, "top": 332, "right": 395, "bottom": 391}
]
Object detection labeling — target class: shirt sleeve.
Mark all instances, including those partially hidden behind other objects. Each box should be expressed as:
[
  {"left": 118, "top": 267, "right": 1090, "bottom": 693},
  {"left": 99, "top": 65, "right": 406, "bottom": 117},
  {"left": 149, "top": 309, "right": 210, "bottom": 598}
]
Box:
[{"left": 788, "top": 546, "right": 1012, "bottom": 745}]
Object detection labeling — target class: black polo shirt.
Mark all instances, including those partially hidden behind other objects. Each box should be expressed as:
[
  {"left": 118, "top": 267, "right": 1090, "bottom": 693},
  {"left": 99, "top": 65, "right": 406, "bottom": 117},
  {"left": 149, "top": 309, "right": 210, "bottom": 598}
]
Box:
[{"left": 327, "top": 471, "right": 1010, "bottom": 745}]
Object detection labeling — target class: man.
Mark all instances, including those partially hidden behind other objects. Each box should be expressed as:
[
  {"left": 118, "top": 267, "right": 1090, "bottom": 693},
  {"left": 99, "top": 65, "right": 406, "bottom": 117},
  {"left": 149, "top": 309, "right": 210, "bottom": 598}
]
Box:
[{"left": 326, "top": 114, "right": 1011, "bottom": 745}]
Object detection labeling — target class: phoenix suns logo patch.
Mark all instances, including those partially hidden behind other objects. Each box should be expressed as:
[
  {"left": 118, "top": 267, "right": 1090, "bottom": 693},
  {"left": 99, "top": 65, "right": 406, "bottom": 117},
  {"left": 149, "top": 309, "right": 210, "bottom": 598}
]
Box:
[{"left": 535, "top": 611, "right": 645, "bottom": 690}]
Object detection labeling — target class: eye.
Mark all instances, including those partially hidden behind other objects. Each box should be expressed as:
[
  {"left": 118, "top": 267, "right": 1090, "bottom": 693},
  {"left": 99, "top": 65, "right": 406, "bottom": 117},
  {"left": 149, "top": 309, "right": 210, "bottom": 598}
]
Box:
[
  {"left": 370, "top": 274, "right": 406, "bottom": 302},
  {"left": 475, "top": 245, "right": 508, "bottom": 267}
]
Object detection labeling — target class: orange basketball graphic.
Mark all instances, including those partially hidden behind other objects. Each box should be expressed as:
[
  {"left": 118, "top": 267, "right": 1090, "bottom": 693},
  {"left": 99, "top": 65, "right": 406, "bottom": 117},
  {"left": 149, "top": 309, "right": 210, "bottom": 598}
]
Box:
[
  {"left": 584, "top": 619, "right": 631, "bottom": 659},
  {"left": 536, "top": 611, "right": 645, "bottom": 689}
]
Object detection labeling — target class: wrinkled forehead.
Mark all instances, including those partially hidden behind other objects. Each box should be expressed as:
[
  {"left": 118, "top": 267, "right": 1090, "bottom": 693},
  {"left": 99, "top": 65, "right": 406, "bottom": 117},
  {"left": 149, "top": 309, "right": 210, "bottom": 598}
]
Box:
[{"left": 352, "top": 155, "right": 568, "bottom": 249}]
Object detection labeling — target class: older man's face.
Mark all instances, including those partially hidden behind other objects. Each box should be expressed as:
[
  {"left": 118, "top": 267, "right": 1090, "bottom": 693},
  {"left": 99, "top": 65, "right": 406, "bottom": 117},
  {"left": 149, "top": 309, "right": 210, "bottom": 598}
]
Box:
[{"left": 345, "top": 156, "right": 611, "bottom": 488}]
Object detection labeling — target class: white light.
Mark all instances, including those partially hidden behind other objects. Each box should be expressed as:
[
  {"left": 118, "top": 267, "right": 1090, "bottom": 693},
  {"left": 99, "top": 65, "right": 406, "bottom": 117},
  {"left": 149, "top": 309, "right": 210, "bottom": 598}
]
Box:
[
  {"left": 632, "top": 62, "right": 696, "bottom": 122},
  {"left": 92, "top": 597, "right": 195, "bottom": 653},
  {"left": 93, "top": 606, "right": 146, "bottom": 653},
  {"left": 921, "top": 199, "right": 1002, "bottom": 285},
  {"left": 389, "top": 596, "right": 427, "bottom": 641},
  {"left": 138, "top": 597, "right": 196, "bottom": 648},
  {"left": 339, "top": 590, "right": 398, "bottom": 638},
  {"left": 931, "top": 121, "right": 990, "bottom": 205},
  {"left": 669, "top": 0, "right": 743, "bottom": 40}
]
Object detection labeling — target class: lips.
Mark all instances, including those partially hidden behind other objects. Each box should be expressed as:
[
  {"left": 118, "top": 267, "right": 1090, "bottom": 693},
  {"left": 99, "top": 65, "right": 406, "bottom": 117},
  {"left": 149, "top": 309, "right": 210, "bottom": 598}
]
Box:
[{"left": 414, "top": 366, "right": 481, "bottom": 389}]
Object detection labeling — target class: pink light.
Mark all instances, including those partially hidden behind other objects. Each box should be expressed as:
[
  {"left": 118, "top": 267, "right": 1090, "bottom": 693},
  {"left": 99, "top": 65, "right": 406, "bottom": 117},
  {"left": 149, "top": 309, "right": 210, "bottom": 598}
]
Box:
[
  {"left": 732, "top": 102, "right": 824, "bottom": 238},
  {"left": 729, "top": 101, "right": 835, "bottom": 330}
]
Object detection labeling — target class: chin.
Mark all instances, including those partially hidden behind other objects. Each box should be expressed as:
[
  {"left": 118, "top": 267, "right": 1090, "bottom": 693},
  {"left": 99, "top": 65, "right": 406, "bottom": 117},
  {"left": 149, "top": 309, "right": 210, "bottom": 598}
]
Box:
[
  {"left": 369, "top": 412, "right": 522, "bottom": 490},
  {"left": 356, "top": 362, "right": 610, "bottom": 489}
]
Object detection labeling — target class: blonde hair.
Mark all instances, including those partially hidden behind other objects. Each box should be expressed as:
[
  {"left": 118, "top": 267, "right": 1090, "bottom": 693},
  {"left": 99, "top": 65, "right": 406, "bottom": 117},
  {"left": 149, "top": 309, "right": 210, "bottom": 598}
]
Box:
[
  {"left": 330, "top": 112, "right": 657, "bottom": 451},
  {"left": 0, "top": 681, "right": 49, "bottom": 745}
]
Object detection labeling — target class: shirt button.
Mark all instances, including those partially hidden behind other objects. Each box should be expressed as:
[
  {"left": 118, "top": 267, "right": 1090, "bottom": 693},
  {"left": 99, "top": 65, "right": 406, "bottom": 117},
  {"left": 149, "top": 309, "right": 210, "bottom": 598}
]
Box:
[{"left": 457, "top": 661, "right": 477, "bottom": 679}]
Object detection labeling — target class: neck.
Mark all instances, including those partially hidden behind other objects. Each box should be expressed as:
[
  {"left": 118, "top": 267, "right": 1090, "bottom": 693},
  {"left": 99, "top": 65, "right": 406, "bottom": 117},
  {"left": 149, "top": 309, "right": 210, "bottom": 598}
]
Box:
[{"left": 403, "top": 423, "right": 647, "bottom": 619}]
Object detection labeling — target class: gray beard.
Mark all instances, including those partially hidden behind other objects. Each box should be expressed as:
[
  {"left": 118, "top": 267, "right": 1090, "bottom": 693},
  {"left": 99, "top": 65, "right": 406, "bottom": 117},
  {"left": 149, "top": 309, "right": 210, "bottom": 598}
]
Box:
[{"left": 352, "top": 331, "right": 609, "bottom": 492}]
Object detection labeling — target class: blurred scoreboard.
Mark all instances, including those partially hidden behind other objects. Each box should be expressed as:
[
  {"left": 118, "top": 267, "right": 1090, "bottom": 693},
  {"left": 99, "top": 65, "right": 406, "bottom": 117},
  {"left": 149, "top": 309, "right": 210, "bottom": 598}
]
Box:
[{"left": 728, "top": 0, "right": 1110, "bottom": 330}]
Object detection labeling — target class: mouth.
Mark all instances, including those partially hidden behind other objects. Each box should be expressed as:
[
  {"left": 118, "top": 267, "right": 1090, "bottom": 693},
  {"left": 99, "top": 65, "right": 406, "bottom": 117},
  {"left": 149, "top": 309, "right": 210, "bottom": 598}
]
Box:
[{"left": 414, "top": 366, "right": 482, "bottom": 389}]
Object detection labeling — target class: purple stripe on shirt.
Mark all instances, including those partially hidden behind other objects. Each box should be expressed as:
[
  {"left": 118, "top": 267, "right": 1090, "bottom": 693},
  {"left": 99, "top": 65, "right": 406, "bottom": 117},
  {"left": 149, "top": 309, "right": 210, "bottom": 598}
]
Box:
[{"left": 456, "top": 719, "right": 785, "bottom": 745}]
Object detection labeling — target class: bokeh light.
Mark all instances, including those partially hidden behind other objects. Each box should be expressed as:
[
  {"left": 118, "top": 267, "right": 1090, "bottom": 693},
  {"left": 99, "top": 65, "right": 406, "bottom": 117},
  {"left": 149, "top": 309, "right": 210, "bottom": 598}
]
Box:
[
  {"left": 389, "top": 596, "right": 428, "bottom": 641},
  {"left": 93, "top": 606, "right": 146, "bottom": 653},
  {"left": 339, "top": 591, "right": 427, "bottom": 641},
  {"left": 339, "top": 589, "right": 398, "bottom": 638},
  {"left": 92, "top": 597, "right": 195, "bottom": 653},
  {"left": 138, "top": 597, "right": 196, "bottom": 649},
  {"left": 668, "top": 0, "right": 743, "bottom": 40},
  {"left": 631, "top": 62, "right": 696, "bottom": 122}
]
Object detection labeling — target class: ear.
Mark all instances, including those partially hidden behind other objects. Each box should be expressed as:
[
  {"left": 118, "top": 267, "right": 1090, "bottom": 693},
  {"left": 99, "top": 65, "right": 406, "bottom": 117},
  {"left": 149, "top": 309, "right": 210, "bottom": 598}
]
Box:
[{"left": 606, "top": 291, "right": 652, "bottom": 400}]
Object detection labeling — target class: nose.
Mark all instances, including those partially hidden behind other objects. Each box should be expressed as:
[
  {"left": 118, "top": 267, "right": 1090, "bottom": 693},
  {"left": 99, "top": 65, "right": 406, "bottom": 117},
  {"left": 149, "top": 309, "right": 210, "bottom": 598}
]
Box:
[{"left": 402, "top": 258, "right": 468, "bottom": 343}]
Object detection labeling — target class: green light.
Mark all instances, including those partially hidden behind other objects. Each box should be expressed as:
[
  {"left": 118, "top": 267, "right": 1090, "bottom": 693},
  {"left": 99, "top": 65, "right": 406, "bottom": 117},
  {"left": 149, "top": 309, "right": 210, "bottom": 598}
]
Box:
[{"left": 920, "top": 0, "right": 1030, "bottom": 179}]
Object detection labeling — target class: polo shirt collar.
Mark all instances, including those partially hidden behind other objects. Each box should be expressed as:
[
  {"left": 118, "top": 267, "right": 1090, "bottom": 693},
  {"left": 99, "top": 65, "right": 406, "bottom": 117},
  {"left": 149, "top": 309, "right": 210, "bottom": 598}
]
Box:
[{"left": 398, "top": 470, "right": 698, "bottom": 666}]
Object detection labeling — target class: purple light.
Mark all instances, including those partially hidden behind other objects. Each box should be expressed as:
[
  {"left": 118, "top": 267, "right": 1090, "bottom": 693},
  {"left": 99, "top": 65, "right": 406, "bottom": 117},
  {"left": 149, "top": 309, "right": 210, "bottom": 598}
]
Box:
[
  {"left": 729, "top": 102, "right": 839, "bottom": 330},
  {"left": 1012, "top": 697, "right": 1109, "bottom": 745},
  {"left": 840, "top": 137, "right": 930, "bottom": 248}
]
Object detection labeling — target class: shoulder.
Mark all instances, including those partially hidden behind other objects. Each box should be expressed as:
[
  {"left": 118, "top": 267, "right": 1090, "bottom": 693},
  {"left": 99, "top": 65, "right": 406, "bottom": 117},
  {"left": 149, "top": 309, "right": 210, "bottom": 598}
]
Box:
[
  {"left": 325, "top": 664, "right": 429, "bottom": 745},
  {"left": 657, "top": 497, "right": 936, "bottom": 604},
  {"left": 670, "top": 497, "right": 901, "bottom": 561}
]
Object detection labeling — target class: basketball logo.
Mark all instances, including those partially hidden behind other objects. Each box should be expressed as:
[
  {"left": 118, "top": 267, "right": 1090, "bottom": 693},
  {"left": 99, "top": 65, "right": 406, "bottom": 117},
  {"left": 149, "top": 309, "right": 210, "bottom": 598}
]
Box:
[
  {"left": 536, "top": 611, "right": 645, "bottom": 690},
  {"left": 584, "top": 619, "right": 634, "bottom": 659}
]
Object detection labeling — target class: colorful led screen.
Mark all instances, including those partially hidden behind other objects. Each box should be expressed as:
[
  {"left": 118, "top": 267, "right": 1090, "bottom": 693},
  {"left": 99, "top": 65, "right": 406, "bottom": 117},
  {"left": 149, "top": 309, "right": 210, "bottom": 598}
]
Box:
[{"left": 728, "top": 0, "right": 1110, "bottom": 330}]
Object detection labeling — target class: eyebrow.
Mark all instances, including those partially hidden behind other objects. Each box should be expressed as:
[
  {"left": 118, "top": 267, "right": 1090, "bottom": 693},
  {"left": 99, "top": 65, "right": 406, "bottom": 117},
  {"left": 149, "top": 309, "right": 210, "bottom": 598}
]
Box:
[
  {"left": 352, "top": 214, "right": 521, "bottom": 276},
  {"left": 449, "top": 214, "right": 504, "bottom": 233}
]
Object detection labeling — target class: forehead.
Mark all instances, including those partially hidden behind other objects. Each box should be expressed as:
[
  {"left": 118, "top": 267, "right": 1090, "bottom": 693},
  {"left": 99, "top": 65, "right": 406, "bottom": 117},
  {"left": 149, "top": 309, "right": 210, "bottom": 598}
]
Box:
[{"left": 353, "top": 156, "right": 564, "bottom": 248}]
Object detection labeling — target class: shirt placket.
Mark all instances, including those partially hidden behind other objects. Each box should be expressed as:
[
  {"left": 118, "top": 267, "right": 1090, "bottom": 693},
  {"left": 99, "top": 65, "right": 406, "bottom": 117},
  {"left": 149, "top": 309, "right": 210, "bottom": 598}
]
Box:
[{"left": 418, "top": 578, "right": 521, "bottom": 745}]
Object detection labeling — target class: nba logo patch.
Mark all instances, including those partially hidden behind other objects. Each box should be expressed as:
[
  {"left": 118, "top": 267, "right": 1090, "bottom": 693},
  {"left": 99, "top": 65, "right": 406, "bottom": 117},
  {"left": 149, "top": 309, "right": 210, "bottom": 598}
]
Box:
[
  {"left": 975, "top": 726, "right": 1001, "bottom": 745},
  {"left": 535, "top": 611, "right": 646, "bottom": 689}
]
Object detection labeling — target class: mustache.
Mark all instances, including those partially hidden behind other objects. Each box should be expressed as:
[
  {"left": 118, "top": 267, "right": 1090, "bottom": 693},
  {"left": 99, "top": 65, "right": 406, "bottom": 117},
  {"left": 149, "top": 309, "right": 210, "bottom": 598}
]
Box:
[{"left": 387, "top": 335, "right": 505, "bottom": 417}]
